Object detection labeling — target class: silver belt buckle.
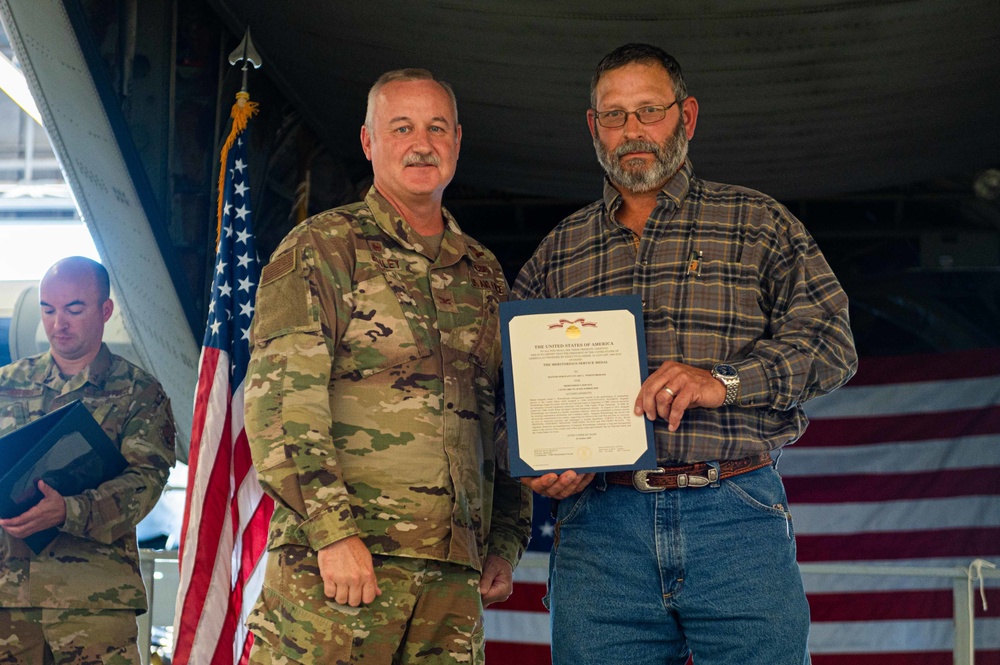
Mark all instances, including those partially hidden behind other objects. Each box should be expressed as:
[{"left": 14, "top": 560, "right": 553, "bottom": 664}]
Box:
[{"left": 632, "top": 468, "right": 666, "bottom": 492}]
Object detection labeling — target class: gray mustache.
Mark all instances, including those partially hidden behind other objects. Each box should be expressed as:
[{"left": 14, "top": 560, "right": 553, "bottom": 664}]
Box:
[
  {"left": 614, "top": 140, "right": 662, "bottom": 158},
  {"left": 403, "top": 153, "right": 440, "bottom": 166}
]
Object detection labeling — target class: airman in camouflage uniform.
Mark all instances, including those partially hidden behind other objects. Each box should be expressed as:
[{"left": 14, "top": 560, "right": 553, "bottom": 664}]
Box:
[
  {"left": 0, "top": 257, "right": 176, "bottom": 665},
  {"left": 245, "top": 69, "right": 532, "bottom": 664}
]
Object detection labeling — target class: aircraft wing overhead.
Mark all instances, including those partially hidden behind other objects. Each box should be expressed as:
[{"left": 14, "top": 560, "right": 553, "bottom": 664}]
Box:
[{"left": 0, "top": 0, "right": 198, "bottom": 459}]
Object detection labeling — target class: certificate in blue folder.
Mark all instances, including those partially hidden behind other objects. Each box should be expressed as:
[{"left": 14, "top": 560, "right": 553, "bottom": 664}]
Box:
[
  {"left": 500, "top": 294, "right": 656, "bottom": 478},
  {"left": 0, "top": 400, "right": 127, "bottom": 553}
]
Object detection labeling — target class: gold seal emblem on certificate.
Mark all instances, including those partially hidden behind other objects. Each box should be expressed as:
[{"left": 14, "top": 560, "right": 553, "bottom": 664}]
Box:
[
  {"left": 566, "top": 324, "right": 581, "bottom": 339},
  {"left": 577, "top": 446, "right": 593, "bottom": 461}
]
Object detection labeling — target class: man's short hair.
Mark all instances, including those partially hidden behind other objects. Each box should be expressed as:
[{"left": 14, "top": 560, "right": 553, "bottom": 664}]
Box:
[
  {"left": 364, "top": 68, "right": 459, "bottom": 130},
  {"left": 590, "top": 43, "right": 689, "bottom": 108},
  {"left": 46, "top": 256, "right": 111, "bottom": 302}
]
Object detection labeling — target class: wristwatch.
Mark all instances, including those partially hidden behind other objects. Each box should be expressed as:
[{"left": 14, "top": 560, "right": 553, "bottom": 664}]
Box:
[{"left": 711, "top": 363, "right": 740, "bottom": 406}]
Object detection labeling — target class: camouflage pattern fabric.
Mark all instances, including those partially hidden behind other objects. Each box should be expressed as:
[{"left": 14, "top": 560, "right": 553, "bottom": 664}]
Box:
[
  {"left": 0, "top": 344, "right": 176, "bottom": 612},
  {"left": 248, "top": 553, "right": 484, "bottom": 665},
  {"left": 0, "top": 607, "right": 141, "bottom": 664},
  {"left": 245, "top": 188, "right": 531, "bottom": 658}
]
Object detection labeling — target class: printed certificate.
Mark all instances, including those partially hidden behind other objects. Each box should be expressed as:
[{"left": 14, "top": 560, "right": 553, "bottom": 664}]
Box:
[{"left": 500, "top": 295, "right": 655, "bottom": 477}]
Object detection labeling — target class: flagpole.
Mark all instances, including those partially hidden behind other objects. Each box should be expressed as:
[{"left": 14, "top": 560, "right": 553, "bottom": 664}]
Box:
[
  {"left": 215, "top": 28, "right": 261, "bottom": 244},
  {"left": 173, "top": 27, "right": 272, "bottom": 665}
]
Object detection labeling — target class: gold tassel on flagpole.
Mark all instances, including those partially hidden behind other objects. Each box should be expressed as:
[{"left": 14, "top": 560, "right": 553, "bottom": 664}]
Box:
[{"left": 216, "top": 91, "right": 259, "bottom": 244}]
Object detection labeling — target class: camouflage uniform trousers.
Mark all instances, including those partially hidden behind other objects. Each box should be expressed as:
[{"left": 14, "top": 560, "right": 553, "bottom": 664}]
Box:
[
  {"left": 249, "top": 551, "right": 485, "bottom": 664},
  {"left": 0, "top": 607, "right": 141, "bottom": 664}
]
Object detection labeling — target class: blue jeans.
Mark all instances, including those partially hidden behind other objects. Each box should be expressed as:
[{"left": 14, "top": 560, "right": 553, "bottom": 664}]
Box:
[{"left": 546, "top": 465, "right": 810, "bottom": 665}]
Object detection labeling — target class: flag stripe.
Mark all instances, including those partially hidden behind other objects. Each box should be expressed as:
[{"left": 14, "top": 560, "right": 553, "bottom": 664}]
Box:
[
  {"left": 792, "top": 496, "right": 1000, "bottom": 533},
  {"left": 808, "top": 588, "right": 1000, "bottom": 621},
  {"left": 490, "top": 584, "right": 1000, "bottom": 623},
  {"left": 177, "top": 347, "right": 219, "bottom": 553},
  {"left": 231, "top": 475, "right": 272, "bottom": 660},
  {"left": 189, "top": 398, "right": 236, "bottom": 664},
  {"left": 808, "top": 618, "right": 1000, "bottom": 652},
  {"left": 492, "top": 583, "right": 547, "bottom": 613},
  {"left": 812, "top": 653, "right": 979, "bottom": 665},
  {"left": 843, "top": 348, "right": 1000, "bottom": 386},
  {"left": 173, "top": 349, "right": 216, "bottom": 626},
  {"left": 173, "top": 349, "right": 233, "bottom": 664},
  {"left": 796, "top": 405, "right": 1000, "bottom": 447},
  {"left": 176, "top": 347, "right": 227, "bottom": 567},
  {"left": 801, "top": 557, "right": 995, "bottom": 592},
  {"left": 485, "top": 609, "right": 550, "bottom": 644},
  {"left": 777, "top": 436, "right": 997, "bottom": 476},
  {"left": 796, "top": 527, "right": 1000, "bottom": 562},
  {"left": 485, "top": 643, "right": 552, "bottom": 661},
  {"left": 783, "top": 467, "right": 1000, "bottom": 502},
  {"left": 804, "top": 375, "right": 1000, "bottom": 418}
]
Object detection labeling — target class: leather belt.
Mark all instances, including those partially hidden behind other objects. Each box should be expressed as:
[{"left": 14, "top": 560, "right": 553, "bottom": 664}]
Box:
[{"left": 605, "top": 452, "right": 773, "bottom": 492}]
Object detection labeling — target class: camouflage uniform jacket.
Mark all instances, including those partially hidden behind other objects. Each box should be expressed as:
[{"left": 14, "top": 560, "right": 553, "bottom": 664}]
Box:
[
  {"left": 0, "top": 344, "right": 176, "bottom": 611},
  {"left": 245, "top": 188, "right": 532, "bottom": 574}
]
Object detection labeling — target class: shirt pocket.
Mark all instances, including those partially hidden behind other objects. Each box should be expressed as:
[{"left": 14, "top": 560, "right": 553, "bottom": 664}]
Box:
[
  {"left": 0, "top": 401, "right": 29, "bottom": 435},
  {"left": 684, "top": 260, "right": 767, "bottom": 357},
  {"left": 333, "top": 273, "right": 430, "bottom": 378},
  {"left": 436, "top": 276, "right": 501, "bottom": 384},
  {"left": 79, "top": 392, "right": 128, "bottom": 446}
]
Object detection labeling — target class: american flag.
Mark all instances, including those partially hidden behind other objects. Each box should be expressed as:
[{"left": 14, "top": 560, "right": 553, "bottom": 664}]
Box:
[
  {"left": 485, "top": 348, "right": 1000, "bottom": 664},
  {"left": 172, "top": 98, "right": 274, "bottom": 665}
]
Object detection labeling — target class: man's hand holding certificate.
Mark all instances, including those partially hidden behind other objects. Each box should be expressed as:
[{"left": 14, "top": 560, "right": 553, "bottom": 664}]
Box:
[{"left": 500, "top": 295, "right": 656, "bottom": 479}]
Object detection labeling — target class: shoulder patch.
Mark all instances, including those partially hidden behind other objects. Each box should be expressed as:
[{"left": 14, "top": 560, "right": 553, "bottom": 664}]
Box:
[{"left": 261, "top": 251, "right": 297, "bottom": 286}]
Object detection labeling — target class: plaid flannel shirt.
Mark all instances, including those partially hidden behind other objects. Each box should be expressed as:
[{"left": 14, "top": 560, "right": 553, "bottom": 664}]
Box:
[{"left": 511, "top": 161, "right": 857, "bottom": 462}]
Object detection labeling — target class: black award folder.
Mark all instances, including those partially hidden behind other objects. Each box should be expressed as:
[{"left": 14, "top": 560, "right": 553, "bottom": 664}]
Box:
[{"left": 0, "top": 400, "right": 127, "bottom": 554}]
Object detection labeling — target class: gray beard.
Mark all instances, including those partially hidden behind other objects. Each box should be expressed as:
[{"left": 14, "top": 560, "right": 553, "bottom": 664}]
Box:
[{"left": 594, "top": 121, "right": 688, "bottom": 194}]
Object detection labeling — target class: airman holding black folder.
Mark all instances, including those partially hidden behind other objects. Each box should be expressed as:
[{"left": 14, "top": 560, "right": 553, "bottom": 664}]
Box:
[{"left": 0, "top": 256, "right": 175, "bottom": 665}]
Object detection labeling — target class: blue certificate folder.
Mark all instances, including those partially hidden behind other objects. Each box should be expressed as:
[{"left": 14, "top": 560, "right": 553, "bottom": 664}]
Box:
[
  {"left": 0, "top": 400, "right": 127, "bottom": 554},
  {"left": 500, "top": 294, "right": 656, "bottom": 478}
]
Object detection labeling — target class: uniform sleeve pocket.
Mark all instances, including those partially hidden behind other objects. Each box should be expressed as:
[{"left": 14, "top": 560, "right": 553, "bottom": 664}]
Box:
[{"left": 254, "top": 249, "right": 322, "bottom": 344}]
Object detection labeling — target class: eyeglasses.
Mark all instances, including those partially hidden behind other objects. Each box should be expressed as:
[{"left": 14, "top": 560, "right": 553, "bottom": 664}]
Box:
[{"left": 591, "top": 100, "right": 683, "bottom": 128}]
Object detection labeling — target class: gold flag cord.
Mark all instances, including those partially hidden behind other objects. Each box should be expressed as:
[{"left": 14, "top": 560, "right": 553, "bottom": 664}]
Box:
[{"left": 216, "top": 90, "right": 259, "bottom": 244}]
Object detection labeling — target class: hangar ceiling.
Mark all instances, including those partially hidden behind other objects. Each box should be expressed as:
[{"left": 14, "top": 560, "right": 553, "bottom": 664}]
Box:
[{"left": 206, "top": 0, "right": 1000, "bottom": 201}]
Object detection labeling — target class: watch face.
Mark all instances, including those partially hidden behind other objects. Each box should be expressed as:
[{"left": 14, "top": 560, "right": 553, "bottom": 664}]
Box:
[{"left": 715, "top": 364, "right": 737, "bottom": 378}]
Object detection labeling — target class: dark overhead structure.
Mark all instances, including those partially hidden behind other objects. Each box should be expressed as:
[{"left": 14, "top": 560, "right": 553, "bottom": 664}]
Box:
[{"left": 205, "top": 1, "right": 1000, "bottom": 201}]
